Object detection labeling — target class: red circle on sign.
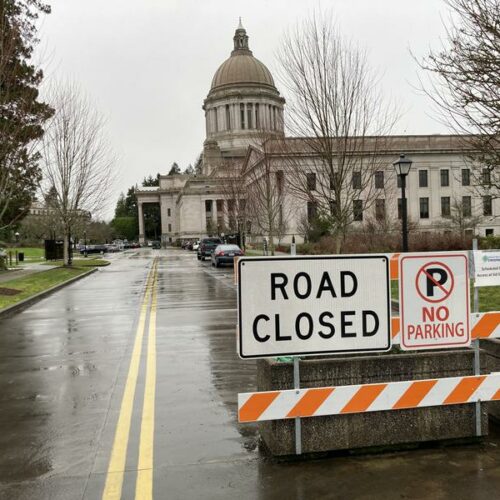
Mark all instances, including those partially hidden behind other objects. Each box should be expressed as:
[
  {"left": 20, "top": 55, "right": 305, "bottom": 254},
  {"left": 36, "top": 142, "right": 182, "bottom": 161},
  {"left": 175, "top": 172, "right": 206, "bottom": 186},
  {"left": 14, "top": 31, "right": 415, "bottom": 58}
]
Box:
[{"left": 415, "top": 261, "right": 454, "bottom": 303}]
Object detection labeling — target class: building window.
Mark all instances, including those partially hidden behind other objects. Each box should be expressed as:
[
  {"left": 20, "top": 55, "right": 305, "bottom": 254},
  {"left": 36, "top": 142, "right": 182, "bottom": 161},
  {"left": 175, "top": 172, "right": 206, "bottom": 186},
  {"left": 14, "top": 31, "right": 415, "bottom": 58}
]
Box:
[
  {"left": 216, "top": 199, "right": 224, "bottom": 213},
  {"left": 441, "top": 196, "right": 451, "bottom": 217},
  {"left": 482, "top": 167, "right": 491, "bottom": 186},
  {"left": 375, "top": 199, "right": 385, "bottom": 220},
  {"left": 307, "top": 173, "right": 316, "bottom": 191},
  {"left": 353, "top": 200, "right": 363, "bottom": 221},
  {"left": 273, "top": 106, "right": 277, "bottom": 129},
  {"left": 419, "top": 170, "right": 428, "bottom": 188},
  {"left": 307, "top": 201, "right": 317, "bottom": 222},
  {"left": 462, "top": 168, "right": 470, "bottom": 186},
  {"left": 226, "top": 105, "right": 231, "bottom": 130},
  {"left": 375, "top": 171, "right": 384, "bottom": 189},
  {"left": 329, "top": 173, "right": 336, "bottom": 190},
  {"left": 398, "top": 198, "right": 403, "bottom": 219},
  {"left": 440, "top": 169, "right": 449, "bottom": 187},
  {"left": 247, "top": 103, "right": 253, "bottom": 129},
  {"left": 483, "top": 195, "right": 492, "bottom": 216},
  {"left": 462, "top": 196, "right": 472, "bottom": 217},
  {"left": 168, "top": 223, "right": 172, "bottom": 232},
  {"left": 486, "top": 228, "right": 494, "bottom": 236},
  {"left": 329, "top": 199, "right": 337, "bottom": 216},
  {"left": 240, "top": 103, "right": 245, "bottom": 129},
  {"left": 276, "top": 170, "right": 284, "bottom": 195},
  {"left": 205, "top": 200, "right": 213, "bottom": 213},
  {"left": 255, "top": 103, "right": 260, "bottom": 129},
  {"left": 167, "top": 208, "right": 171, "bottom": 217},
  {"left": 352, "top": 172, "right": 361, "bottom": 189},
  {"left": 420, "top": 197, "right": 429, "bottom": 219}
]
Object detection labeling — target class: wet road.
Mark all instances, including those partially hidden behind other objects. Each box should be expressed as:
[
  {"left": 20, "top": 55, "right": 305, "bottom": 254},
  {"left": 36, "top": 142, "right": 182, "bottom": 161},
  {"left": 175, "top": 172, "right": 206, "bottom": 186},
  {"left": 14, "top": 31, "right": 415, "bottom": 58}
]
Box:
[{"left": 0, "top": 249, "right": 499, "bottom": 500}]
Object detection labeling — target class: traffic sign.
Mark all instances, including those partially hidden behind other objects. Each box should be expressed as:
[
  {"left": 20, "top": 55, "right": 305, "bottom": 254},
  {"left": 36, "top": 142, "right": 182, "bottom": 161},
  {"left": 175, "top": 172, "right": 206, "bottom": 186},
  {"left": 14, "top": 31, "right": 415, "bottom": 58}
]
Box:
[
  {"left": 237, "top": 255, "right": 391, "bottom": 359},
  {"left": 400, "top": 253, "right": 470, "bottom": 350}
]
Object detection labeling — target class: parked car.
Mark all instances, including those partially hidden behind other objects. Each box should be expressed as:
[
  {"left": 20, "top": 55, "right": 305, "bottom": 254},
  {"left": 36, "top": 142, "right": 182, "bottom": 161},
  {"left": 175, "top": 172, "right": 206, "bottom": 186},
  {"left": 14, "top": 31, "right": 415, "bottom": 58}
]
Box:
[
  {"left": 79, "top": 244, "right": 107, "bottom": 255},
  {"left": 152, "top": 240, "right": 161, "bottom": 249},
  {"left": 105, "top": 244, "right": 120, "bottom": 253},
  {"left": 197, "top": 237, "right": 222, "bottom": 261},
  {"left": 211, "top": 244, "right": 244, "bottom": 267},
  {"left": 192, "top": 241, "right": 200, "bottom": 251}
]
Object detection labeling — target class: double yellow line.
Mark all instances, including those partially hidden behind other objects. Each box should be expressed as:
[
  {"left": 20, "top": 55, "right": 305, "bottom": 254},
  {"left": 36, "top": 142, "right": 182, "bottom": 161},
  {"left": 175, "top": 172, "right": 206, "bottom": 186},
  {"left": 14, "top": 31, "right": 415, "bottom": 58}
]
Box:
[{"left": 102, "top": 259, "right": 158, "bottom": 500}]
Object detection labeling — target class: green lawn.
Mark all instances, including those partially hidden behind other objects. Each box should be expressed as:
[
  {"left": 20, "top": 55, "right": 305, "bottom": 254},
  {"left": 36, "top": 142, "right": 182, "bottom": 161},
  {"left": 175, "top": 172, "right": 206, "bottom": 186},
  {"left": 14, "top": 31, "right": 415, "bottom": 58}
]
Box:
[
  {"left": 390, "top": 279, "right": 500, "bottom": 313},
  {"left": 2, "top": 247, "right": 45, "bottom": 264},
  {"left": 0, "top": 266, "right": 94, "bottom": 310}
]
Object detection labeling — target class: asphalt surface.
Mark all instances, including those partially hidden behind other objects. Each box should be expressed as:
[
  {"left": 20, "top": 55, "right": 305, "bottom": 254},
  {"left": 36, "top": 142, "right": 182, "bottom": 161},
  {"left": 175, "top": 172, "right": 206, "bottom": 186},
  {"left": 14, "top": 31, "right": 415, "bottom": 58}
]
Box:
[{"left": 0, "top": 248, "right": 499, "bottom": 500}]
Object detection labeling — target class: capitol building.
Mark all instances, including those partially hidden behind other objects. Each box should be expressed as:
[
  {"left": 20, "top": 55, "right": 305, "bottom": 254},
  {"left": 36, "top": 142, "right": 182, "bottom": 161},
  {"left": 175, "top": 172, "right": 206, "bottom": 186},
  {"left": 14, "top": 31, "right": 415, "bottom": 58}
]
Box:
[{"left": 135, "top": 22, "right": 498, "bottom": 245}]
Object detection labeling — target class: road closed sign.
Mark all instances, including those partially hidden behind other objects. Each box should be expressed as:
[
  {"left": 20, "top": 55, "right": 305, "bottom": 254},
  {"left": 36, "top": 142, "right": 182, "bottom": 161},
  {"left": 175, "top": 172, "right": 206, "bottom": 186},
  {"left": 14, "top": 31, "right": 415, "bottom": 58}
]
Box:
[
  {"left": 237, "top": 255, "right": 391, "bottom": 359},
  {"left": 399, "top": 253, "right": 470, "bottom": 350}
]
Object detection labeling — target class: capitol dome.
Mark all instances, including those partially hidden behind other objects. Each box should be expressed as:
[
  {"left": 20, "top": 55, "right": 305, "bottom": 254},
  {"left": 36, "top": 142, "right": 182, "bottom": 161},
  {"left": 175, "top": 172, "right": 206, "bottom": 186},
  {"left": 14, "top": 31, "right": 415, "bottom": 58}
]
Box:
[
  {"left": 202, "top": 20, "right": 285, "bottom": 171},
  {"left": 211, "top": 54, "right": 275, "bottom": 90}
]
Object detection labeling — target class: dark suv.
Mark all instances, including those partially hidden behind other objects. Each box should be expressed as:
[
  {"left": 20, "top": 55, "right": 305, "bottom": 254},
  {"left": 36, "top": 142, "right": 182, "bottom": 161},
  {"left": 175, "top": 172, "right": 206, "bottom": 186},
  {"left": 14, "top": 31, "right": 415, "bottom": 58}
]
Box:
[{"left": 197, "top": 237, "right": 222, "bottom": 261}]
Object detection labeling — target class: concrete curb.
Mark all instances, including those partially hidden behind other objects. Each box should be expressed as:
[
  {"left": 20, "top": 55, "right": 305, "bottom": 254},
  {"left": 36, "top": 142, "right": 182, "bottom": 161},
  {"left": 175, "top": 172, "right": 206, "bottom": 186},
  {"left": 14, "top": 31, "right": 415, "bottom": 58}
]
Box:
[{"left": 0, "top": 267, "right": 98, "bottom": 318}]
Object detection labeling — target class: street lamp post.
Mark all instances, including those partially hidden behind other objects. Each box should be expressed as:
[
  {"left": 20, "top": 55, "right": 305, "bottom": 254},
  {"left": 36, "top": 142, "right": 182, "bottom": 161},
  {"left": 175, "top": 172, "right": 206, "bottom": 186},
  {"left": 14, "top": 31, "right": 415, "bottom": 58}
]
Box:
[
  {"left": 393, "top": 154, "right": 413, "bottom": 252},
  {"left": 84, "top": 230, "right": 88, "bottom": 258}
]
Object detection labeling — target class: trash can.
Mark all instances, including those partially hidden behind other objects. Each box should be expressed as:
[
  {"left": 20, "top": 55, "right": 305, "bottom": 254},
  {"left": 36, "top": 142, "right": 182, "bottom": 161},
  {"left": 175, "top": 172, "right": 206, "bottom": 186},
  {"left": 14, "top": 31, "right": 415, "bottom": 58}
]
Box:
[{"left": 18, "top": 252, "right": 24, "bottom": 262}]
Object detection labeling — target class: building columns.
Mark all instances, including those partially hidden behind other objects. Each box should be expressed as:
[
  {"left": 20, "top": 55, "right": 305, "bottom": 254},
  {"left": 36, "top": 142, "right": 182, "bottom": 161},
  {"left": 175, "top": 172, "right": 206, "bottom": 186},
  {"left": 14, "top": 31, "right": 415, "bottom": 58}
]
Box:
[{"left": 138, "top": 202, "right": 145, "bottom": 244}]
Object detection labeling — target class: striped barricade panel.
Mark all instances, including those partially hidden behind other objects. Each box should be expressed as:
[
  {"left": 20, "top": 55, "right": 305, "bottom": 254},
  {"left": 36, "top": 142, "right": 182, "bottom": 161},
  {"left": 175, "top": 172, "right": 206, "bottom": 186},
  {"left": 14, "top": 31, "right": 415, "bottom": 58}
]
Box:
[
  {"left": 390, "top": 311, "right": 500, "bottom": 345},
  {"left": 238, "top": 373, "right": 500, "bottom": 423}
]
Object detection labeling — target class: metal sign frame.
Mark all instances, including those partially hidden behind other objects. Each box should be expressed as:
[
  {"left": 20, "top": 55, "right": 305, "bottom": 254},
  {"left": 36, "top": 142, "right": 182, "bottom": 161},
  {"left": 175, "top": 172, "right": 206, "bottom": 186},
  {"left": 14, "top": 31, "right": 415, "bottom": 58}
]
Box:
[{"left": 237, "top": 255, "right": 391, "bottom": 359}]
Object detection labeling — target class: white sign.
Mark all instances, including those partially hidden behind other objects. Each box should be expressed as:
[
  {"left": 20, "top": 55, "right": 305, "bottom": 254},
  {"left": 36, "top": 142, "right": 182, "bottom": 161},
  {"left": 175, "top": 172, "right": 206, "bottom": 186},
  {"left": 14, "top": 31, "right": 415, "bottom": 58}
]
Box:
[
  {"left": 474, "top": 251, "right": 500, "bottom": 287},
  {"left": 237, "top": 255, "right": 391, "bottom": 359},
  {"left": 400, "top": 253, "right": 470, "bottom": 350}
]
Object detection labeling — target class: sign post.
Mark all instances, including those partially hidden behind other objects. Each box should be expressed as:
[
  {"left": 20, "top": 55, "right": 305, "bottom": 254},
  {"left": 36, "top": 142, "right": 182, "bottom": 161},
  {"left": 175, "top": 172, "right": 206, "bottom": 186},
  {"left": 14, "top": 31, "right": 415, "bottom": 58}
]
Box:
[
  {"left": 399, "top": 253, "right": 470, "bottom": 350},
  {"left": 472, "top": 239, "right": 481, "bottom": 436},
  {"left": 237, "top": 255, "right": 391, "bottom": 359}
]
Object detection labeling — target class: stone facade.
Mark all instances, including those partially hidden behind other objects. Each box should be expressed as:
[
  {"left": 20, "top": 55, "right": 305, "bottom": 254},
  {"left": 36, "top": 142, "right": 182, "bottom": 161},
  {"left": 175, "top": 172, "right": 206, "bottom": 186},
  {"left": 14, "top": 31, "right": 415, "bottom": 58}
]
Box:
[{"left": 135, "top": 23, "right": 499, "bottom": 245}]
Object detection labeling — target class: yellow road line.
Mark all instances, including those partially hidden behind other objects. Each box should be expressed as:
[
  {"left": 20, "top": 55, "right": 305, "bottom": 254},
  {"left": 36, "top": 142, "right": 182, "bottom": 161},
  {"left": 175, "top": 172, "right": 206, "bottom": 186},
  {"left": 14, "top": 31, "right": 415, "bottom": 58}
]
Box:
[
  {"left": 135, "top": 262, "right": 158, "bottom": 499},
  {"left": 102, "top": 260, "right": 157, "bottom": 500}
]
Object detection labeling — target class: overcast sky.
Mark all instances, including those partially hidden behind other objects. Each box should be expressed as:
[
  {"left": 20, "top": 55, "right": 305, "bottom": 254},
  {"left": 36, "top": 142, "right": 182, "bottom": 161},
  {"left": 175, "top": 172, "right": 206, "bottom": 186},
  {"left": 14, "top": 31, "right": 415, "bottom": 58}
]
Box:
[{"left": 37, "top": 0, "right": 451, "bottom": 220}]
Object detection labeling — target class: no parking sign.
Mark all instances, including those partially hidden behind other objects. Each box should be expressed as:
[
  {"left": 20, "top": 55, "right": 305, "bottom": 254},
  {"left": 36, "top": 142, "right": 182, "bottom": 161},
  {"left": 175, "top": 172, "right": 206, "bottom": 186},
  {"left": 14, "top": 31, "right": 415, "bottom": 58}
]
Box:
[{"left": 400, "top": 253, "right": 470, "bottom": 350}]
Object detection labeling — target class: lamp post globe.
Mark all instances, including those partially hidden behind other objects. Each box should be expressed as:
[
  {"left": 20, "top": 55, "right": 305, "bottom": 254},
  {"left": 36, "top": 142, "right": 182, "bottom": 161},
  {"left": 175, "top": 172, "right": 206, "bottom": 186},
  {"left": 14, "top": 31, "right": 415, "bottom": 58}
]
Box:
[{"left": 393, "top": 154, "right": 413, "bottom": 252}]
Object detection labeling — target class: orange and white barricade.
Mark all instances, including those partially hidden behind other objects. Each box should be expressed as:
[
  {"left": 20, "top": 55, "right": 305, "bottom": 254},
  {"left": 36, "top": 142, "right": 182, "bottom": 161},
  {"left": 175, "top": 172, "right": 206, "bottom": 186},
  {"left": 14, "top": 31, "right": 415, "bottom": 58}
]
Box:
[
  {"left": 239, "top": 373, "right": 500, "bottom": 423},
  {"left": 391, "top": 311, "right": 500, "bottom": 345}
]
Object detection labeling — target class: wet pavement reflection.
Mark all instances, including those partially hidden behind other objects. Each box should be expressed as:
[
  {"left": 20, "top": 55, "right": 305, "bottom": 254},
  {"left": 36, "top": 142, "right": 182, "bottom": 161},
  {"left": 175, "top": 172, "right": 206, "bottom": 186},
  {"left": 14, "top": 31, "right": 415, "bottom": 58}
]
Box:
[{"left": 0, "top": 249, "right": 499, "bottom": 500}]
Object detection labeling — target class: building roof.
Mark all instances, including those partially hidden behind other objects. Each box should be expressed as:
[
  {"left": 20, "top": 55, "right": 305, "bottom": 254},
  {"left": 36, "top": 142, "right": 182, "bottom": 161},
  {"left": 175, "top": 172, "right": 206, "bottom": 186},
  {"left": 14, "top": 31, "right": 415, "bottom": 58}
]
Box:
[{"left": 210, "top": 22, "right": 275, "bottom": 91}]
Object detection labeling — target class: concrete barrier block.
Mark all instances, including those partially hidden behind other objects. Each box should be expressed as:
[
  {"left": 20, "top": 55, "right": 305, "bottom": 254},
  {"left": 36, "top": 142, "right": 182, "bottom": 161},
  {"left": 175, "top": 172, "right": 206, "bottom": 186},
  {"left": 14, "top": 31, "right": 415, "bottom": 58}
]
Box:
[
  {"left": 257, "top": 350, "right": 489, "bottom": 456},
  {"left": 481, "top": 339, "right": 500, "bottom": 422}
]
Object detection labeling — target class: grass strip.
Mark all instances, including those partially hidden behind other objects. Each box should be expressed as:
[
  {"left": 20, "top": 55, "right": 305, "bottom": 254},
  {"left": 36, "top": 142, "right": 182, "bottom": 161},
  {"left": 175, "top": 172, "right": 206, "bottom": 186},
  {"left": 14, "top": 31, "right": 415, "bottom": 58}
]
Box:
[
  {"left": 0, "top": 267, "right": 93, "bottom": 310},
  {"left": 44, "top": 258, "right": 110, "bottom": 267}
]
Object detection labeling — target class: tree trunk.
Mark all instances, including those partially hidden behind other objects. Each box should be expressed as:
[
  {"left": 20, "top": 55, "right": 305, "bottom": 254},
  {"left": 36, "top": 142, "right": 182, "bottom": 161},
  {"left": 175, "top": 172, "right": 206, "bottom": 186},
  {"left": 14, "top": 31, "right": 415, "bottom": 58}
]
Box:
[{"left": 63, "top": 227, "right": 70, "bottom": 266}]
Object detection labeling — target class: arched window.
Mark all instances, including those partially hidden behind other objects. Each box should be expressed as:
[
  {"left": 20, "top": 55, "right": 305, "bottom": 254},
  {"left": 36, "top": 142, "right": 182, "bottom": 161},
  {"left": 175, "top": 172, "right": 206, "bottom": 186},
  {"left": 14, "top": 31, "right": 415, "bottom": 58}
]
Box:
[
  {"left": 240, "top": 103, "right": 245, "bottom": 129},
  {"left": 247, "top": 103, "right": 253, "bottom": 129},
  {"left": 226, "top": 105, "right": 231, "bottom": 130}
]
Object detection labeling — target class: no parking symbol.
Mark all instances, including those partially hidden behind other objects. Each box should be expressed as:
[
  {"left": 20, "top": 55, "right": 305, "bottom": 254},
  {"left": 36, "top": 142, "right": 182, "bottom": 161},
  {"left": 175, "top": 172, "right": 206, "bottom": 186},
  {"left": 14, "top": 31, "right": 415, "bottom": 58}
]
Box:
[
  {"left": 400, "top": 253, "right": 470, "bottom": 350},
  {"left": 415, "top": 261, "right": 454, "bottom": 303}
]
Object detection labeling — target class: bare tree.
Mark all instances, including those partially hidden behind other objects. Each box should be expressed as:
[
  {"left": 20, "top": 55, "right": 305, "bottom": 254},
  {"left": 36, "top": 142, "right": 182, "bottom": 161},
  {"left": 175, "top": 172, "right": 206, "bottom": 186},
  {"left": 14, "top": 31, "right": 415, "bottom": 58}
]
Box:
[
  {"left": 443, "top": 197, "right": 483, "bottom": 238},
  {"left": 244, "top": 135, "right": 290, "bottom": 255},
  {"left": 218, "top": 160, "right": 247, "bottom": 238},
  {"left": 40, "top": 83, "right": 115, "bottom": 265},
  {"left": 276, "top": 12, "right": 398, "bottom": 252},
  {"left": 419, "top": 0, "right": 500, "bottom": 198}
]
